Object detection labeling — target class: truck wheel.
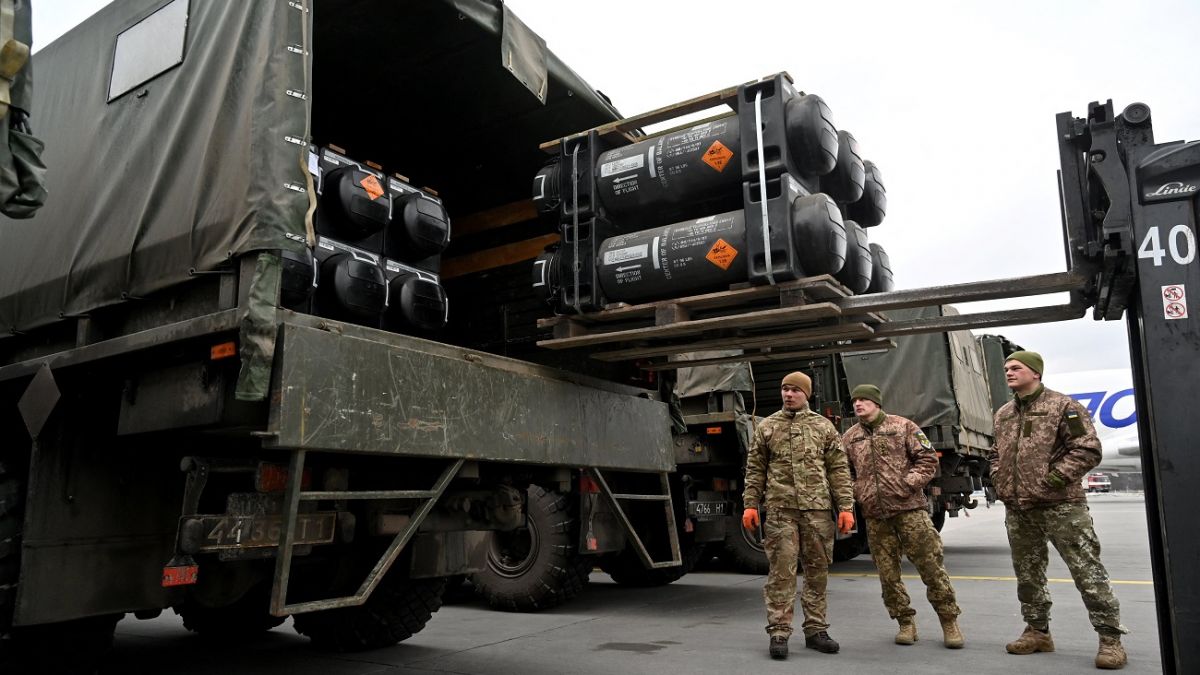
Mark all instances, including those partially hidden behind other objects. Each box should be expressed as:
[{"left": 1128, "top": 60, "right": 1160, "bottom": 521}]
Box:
[
  {"left": 832, "top": 533, "right": 867, "bottom": 562},
  {"left": 176, "top": 583, "right": 286, "bottom": 637},
  {"left": 722, "top": 509, "right": 769, "bottom": 575},
  {"left": 292, "top": 575, "right": 446, "bottom": 652},
  {"left": 469, "top": 485, "right": 591, "bottom": 612},
  {"left": 598, "top": 538, "right": 705, "bottom": 587}
]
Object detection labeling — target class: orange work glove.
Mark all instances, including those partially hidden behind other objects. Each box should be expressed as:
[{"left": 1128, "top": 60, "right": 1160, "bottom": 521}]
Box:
[
  {"left": 742, "top": 507, "right": 761, "bottom": 531},
  {"left": 837, "top": 511, "right": 855, "bottom": 534}
]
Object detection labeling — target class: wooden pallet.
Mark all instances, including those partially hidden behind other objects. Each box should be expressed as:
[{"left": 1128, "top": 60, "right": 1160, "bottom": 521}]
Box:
[
  {"left": 536, "top": 275, "right": 889, "bottom": 368},
  {"left": 539, "top": 72, "right": 793, "bottom": 154}
]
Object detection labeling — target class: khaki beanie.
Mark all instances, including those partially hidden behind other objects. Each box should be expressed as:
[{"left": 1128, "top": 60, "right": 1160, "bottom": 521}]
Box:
[
  {"left": 1005, "top": 350, "right": 1044, "bottom": 376},
  {"left": 781, "top": 371, "right": 812, "bottom": 397},
  {"left": 850, "top": 384, "right": 883, "bottom": 407}
]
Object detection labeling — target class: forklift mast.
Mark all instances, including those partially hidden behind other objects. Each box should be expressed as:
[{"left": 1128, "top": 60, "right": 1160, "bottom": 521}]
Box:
[{"left": 1058, "top": 100, "right": 1200, "bottom": 675}]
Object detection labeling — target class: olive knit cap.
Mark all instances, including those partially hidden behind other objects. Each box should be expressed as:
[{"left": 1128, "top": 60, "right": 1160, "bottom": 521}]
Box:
[
  {"left": 1005, "top": 350, "right": 1044, "bottom": 376},
  {"left": 781, "top": 371, "right": 812, "bottom": 397},
  {"left": 850, "top": 384, "right": 883, "bottom": 407}
]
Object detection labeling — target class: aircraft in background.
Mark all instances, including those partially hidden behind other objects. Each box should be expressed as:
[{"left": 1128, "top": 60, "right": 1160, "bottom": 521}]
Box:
[{"left": 1052, "top": 368, "right": 1141, "bottom": 470}]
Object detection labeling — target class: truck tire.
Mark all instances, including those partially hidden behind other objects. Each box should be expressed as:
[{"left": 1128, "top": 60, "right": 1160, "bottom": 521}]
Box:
[
  {"left": 832, "top": 533, "right": 867, "bottom": 562},
  {"left": 176, "top": 583, "right": 286, "bottom": 637},
  {"left": 470, "top": 485, "right": 591, "bottom": 612},
  {"left": 722, "top": 509, "right": 769, "bottom": 575},
  {"left": 598, "top": 538, "right": 705, "bottom": 587},
  {"left": 292, "top": 575, "right": 446, "bottom": 652}
]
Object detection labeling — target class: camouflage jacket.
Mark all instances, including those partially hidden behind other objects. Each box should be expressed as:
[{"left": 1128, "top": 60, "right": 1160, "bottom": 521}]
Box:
[
  {"left": 743, "top": 407, "right": 854, "bottom": 513},
  {"left": 989, "top": 385, "right": 1101, "bottom": 510},
  {"left": 842, "top": 412, "right": 938, "bottom": 519}
]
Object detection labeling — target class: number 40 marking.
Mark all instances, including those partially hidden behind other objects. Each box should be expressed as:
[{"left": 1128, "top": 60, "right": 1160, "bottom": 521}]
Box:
[{"left": 1138, "top": 224, "right": 1197, "bottom": 267}]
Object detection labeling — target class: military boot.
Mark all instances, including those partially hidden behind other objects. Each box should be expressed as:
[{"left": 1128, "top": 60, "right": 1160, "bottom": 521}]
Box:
[
  {"left": 769, "top": 636, "right": 788, "bottom": 660},
  {"left": 1005, "top": 626, "right": 1054, "bottom": 655},
  {"left": 939, "top": 614, "right": 964, "bottom": 649},
  {"left": 1095, "top": 634, "right": 1127, "bottom": 669},
  {"left": 895, "top": 618, "right": 918, "bottom": 645},
  {"left": 805, "top": 631, "right": 840, "bottom": 654}
]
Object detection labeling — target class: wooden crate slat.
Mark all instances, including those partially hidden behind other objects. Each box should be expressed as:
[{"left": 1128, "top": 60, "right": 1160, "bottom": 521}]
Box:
[
  {"left": 640, "top": 339, "right": 896, "bottom": 372},
  {"left": 537, "top": 302, "right": 842, "bottom": 350},
  {"left": 592, "top": 322, "right": 875, "bottom": 361},
  {"left": 536, "top": 275, "right": 847, "bottom": 329}
]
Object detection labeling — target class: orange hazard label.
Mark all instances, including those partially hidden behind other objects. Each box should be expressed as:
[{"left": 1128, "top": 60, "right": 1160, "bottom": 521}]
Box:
[
  {"left": 705, "top": 238, "right": 738, "bottom": 270},
  {"left": 359, "top": 174, "right": 385, "bottom": 201},
  {"left": 701, "top": 140, "right": 734, "bottom": 172}
]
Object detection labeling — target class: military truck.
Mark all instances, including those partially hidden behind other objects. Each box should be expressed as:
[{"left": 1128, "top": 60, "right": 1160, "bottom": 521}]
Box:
[{"left": 0, "top": 1, "right": 685, "bottom": 671}]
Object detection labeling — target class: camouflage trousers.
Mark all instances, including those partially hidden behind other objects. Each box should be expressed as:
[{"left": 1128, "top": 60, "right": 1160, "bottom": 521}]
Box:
[
  {"left": 762, "top": 508, "right": 835, "bottom": 638},
  {"left": 1005, "top": 502, "right": 1123, "bottom": 635},
  {"left": 866, "top": 509, "right": 960, "bottom": 619}
]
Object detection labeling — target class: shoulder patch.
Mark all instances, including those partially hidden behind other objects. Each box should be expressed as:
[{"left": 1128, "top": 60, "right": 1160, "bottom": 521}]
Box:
[
  {"left": 915, "top": 430, "right": 933, "bottom": 450},
  {"left": 1065, "top": 407, "right": 1086, "bottom": 437}
]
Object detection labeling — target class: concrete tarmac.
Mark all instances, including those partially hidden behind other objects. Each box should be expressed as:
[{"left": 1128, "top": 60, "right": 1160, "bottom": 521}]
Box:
[{"left": 102, "top": 494, "right": 1160, "bottom": 674}]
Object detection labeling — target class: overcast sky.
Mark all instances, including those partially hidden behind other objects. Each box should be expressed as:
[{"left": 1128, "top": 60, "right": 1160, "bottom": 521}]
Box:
[{"left": 34, "top": 0, "right": 1200, "bottom": 378}]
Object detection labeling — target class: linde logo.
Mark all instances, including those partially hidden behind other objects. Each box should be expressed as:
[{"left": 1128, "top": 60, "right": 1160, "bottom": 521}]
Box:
[{"left": 1145, "top": 181, "right": 1198, "bottom": 198}]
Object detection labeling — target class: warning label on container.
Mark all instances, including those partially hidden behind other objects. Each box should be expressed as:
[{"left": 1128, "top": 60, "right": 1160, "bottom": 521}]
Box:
[
  {"left": 360, "top": 174, "right": 385, "bottom": 201},
  {"left": 705, "top": 238, "right": 738, "bottom": 270},
  {"left": 701, "top": 140, "right": 733, "bottom": 172},
  {"left": 1162, "top": 284, "right": 1188, "bottom": 319},
  {"left": 603, "top": 244, "right": 649, "bottom": 266},
  {"left": 600, "top": 154, "right": 645, "bottom": 178}
]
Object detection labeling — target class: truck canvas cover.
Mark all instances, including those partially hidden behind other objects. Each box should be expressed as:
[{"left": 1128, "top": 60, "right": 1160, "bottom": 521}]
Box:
[
  {"left": 840, "top": 305, "right": 995, "bottom": 452},
  {"left": 0, "top": 0, "right": 620, "bottom": 341}
]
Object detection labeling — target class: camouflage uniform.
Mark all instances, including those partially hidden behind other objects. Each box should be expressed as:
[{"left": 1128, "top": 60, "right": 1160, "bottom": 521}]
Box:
[
  {"left": 990, "top": 385, "right": 1124, "bottom": 635},
  {"left": 744, "top": 407, "right": 854, "bottom": 638},
  {"left": 843, "top": 412, "right": 960, "bottom": 620}
]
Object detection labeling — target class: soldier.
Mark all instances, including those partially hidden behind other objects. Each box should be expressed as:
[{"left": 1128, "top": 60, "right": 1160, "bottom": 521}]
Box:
[
  {"left": 742, "top": 371, "right": 855, "bottom": 660},
  {"left": 841, "top": 384, "right": 964, "bottom": 648},
  {"left": 990, "top": 351, "right": 1128, "bottom": 670}
]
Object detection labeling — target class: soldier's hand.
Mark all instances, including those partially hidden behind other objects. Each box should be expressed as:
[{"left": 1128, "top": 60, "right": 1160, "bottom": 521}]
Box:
[
  {"left": 742, "top": 507, "right": 760, "bottom": 531},
  {"left": 837, "top": 511, "right": 855, "bottom": 534},
  {"left": 1044, "top": 469, "right": 1068, "bottom": 489}
]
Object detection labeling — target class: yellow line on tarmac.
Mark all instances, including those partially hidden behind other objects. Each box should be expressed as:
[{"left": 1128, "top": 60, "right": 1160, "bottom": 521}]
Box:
[{"left": 829, "top": 572, "right": 1153, "bottom": 586}]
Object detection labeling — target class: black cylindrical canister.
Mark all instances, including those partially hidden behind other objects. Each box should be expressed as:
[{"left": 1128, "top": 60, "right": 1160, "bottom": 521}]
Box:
[
  {"left": 846, "top": 160, "right": 886, "bottom": 228},
  {"left": 386, "top": 274, "right": 448, "bottom": 331},
  {"left": 594, "top": 194, "right": 847, "bottom": 303},
  {"left": 280, "top": 248, "right": 316, "bottom": 309},
  {"left": 317, "top": 253, "right": 387, "bottom": 318},
  {"left": 821, "top": 130, "right": 865, "bottom": 205},
  {"left": 866, "top": 242, "right": 894, "bottom": 293},
  {"left": 387, "top": 191, "right": 451, "bottom": 260},
  {"left": 835, "top": 220, "right": 873, "bottom": 294},
  {"left": 591, "top": 94, "right": 839, "bottom": 221},
  {"left": 319, "top": 165, "right": 390, "bottom": 240}
]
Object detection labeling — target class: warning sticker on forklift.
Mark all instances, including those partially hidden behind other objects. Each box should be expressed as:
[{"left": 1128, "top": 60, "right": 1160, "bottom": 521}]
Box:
[
  {"left": 705, "top": 238, "right": 738, "bottom": 270},
  {"left": 359, "top": 174, "right": 385, "bottom": 201},
  {"left": 1162, "top": 284, "right": 1188, "bottom": 319},
  {"left": 701, "top": 140, "right": 733, "bottom": 172}
]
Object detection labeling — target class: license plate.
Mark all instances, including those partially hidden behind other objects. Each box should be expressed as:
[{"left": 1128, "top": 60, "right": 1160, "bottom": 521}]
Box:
[
  {"left": 197, "top": 513, "right": 336, "bottom": 550},
  {"left": 687, "top": 500, "right": 730, "bottom": 517}
]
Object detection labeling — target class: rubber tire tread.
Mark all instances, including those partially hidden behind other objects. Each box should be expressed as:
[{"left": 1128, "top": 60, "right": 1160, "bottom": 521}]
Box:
[
  {"left": 722, "top": 509, "right": 769, "bottom": 575},
  {"left": 175, "top": 584, "right": 287, "bottom": 637},
  {"left": 470, "top": 485, "right": 592, "bottom": 612},
  {"left": 292, "top": 575, "right": 446, "bottom": 652}
]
